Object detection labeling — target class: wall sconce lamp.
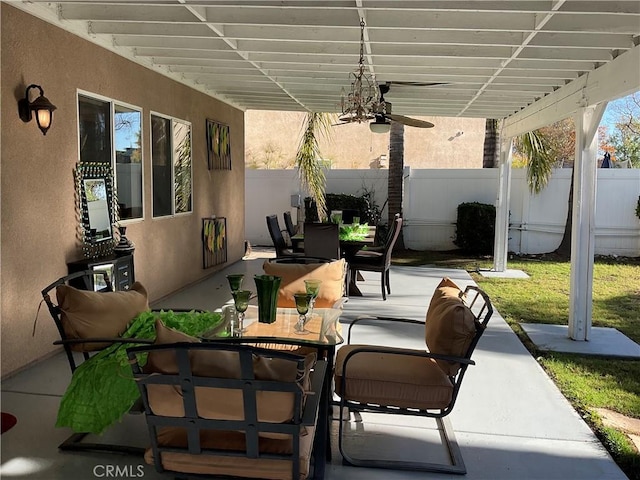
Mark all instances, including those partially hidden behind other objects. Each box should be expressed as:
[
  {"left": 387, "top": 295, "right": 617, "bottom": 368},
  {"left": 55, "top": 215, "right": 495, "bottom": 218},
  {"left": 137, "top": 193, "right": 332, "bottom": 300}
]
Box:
[{"left": 18, "top": 84, "right": 57, "bottom": 135}]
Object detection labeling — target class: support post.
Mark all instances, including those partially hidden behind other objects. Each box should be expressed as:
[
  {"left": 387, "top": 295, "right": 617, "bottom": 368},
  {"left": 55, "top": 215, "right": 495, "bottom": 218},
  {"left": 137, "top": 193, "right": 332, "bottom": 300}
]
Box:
[
  {"left": 493, "top": 137, "right": 513, "bottom": 272},
  {"left": 568, "top": 103, "right": 606, "bottom": 341}
]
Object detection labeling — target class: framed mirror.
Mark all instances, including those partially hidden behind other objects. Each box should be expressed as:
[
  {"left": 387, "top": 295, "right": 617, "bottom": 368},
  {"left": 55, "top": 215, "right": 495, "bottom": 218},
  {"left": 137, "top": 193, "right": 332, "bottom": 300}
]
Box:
[{"left": 74, "top": 162, "right": 118, "bottom": 258}]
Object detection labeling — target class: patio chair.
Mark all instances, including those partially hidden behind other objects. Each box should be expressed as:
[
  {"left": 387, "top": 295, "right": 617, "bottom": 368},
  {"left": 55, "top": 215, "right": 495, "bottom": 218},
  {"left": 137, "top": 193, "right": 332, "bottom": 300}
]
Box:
[
  {"left": 284, "top": 211, "right": 304, "bottom": 252},
  {"left": 303, "top": 222, "right": 341, "bottom": 260},
  {"left": 334, "top": 278, "right": 493, "bottom": 474},
  {"left": 41, "top": 269, "right": 151, "bottom": 373},
  {"left": 283, "top": 210, "right": 298, "bottom": 237},
  {"left": 263, "top": 256, "right": 348, "bottom": 309},
  {"left": 266, "top": 214, "right": 304, "bottom": 259},
  {"left": 40, "top": 269, "right": 152, "bottom": 455},
  {"left": 128, "top": 340, "right": 327, "bottom": 480},
  {"left": 348, "top": 216, "right": 402, "bottom": 300}
]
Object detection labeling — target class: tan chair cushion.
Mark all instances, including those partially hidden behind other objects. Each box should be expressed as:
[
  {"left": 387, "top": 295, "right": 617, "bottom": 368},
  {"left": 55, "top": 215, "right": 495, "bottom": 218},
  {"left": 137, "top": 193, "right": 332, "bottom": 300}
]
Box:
[
  {"left": 144, "top": 319, "right": 201, "bottom": 375},
  {"left": 145, "top": 320, "right": 316, "bottom": 427},
  {"left": 262, "top": 259, "right": 346, "bottom": 308},
  {"left": 334, "top": 344, "right": 453, "bottom": 410},
  {"left": 425, "top": 278, "right": 477, "bottom": 376},
  {"left": 144, "top": 424, "right": 315, "bottom": 480},
  {"left": 56, "top": 281, "right": 149, "bottom": 351}
]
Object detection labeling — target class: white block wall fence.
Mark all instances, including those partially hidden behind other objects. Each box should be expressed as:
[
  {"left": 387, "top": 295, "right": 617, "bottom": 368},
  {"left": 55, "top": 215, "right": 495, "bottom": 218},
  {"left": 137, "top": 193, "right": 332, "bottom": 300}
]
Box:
[{"left": 245, "top": 168, "right": 640, "bottom": 257}]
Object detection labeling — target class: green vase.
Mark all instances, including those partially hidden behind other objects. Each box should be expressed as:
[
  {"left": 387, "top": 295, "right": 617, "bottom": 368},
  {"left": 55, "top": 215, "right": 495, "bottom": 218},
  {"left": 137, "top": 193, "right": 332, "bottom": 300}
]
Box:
[{"left": 254, "top": 275, "right": 281, "bottom": 324}]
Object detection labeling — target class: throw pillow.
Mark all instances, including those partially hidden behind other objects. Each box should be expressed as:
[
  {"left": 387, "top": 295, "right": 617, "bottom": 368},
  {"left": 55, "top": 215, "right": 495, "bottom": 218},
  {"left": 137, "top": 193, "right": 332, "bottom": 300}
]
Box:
[{"left": 56, "top": 281, "right": 149, "bottom": 351}]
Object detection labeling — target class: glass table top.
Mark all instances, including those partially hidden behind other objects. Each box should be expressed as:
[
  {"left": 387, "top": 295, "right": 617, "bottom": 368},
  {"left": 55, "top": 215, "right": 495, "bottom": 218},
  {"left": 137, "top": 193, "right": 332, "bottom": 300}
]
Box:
[{"left": 203, "top": 305, "right": 343, "bottom": 346}]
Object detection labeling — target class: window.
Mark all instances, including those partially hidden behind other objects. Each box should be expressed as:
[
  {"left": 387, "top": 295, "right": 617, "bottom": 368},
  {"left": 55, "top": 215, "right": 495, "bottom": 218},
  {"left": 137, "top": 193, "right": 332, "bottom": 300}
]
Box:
[
  {"left": 78, "top": 93, "right": 143, "bottom": 221},
  {"left": 151, "top": 113, "right": 192, "bottom": 217},
  {"left": 114, "top": 106, "right": 143, "bottom": 219}
]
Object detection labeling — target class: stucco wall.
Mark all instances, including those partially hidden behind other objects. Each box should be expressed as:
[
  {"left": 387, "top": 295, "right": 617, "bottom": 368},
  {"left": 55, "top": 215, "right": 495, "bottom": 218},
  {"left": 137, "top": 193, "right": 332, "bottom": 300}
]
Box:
[
  {"left": 1, "top": 5, "right": 245, "bottom": 376},
  {"left": 245, "top": 110, "right": 485, "bottom": 169}
]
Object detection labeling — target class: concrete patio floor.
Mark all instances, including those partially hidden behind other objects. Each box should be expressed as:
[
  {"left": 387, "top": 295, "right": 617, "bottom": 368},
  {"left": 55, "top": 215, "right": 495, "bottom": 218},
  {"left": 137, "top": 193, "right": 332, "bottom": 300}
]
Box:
[{"left": 0, "top": 248, "right": 628, "bottom": 479}]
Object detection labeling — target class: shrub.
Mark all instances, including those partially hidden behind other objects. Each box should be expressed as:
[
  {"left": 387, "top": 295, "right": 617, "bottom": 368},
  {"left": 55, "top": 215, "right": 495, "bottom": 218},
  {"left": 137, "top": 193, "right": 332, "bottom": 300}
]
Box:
[
  {"left": 454, "top": 202, "right": 496, "bottom": 254},
  {"left": 304, "top": 194, "right": 371, "bottom": 224}
]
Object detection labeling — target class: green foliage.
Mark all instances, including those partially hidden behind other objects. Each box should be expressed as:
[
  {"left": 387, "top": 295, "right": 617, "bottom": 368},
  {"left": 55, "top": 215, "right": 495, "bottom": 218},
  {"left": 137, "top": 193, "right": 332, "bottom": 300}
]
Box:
[
  {"left": 514, "top": 130, "right": 554, "bottom": 194},
  {"left": 453, "top": 202, "right": 496, "bottom": 254},
  {"left": 339, "top": 223, "right": 369, "bottom": 240},
  {"left": 636, "top": 196, "right": 640, "bottom": 219},
  {"left": 295, "top": 112, "right": 334, "bottom": 221}
]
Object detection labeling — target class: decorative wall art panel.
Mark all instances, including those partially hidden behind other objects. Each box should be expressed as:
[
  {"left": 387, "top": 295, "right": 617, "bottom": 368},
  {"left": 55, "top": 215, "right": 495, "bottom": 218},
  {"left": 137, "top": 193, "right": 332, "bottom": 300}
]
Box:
[{"left": 206, "top": 119, "right": 231, "bottom": 170}]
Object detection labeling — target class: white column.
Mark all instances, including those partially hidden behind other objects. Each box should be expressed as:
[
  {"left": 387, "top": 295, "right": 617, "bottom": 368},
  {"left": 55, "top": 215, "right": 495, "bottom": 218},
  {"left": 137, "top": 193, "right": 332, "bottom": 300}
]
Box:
[
  {"left": 493, "top": 137, "right": 513, "bottom": 272},
  {"left": 568, "top": 103, "right": 606, "bottom": 341}
]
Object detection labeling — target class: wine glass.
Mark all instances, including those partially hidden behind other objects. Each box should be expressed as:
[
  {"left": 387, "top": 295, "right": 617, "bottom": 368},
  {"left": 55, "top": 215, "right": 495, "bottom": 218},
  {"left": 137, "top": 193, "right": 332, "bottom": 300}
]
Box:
[
  {"left": 226, "top": 274, "right": 244, "bottom": 293},
  {"left": 304, "top": 279, "right": 322, "bottom": 317},
  {"left": 293, "top": 293, "right": 313, "bottom": 335},
  {"left": 232, "top": 289, "right": 251, "bottom": 334}
]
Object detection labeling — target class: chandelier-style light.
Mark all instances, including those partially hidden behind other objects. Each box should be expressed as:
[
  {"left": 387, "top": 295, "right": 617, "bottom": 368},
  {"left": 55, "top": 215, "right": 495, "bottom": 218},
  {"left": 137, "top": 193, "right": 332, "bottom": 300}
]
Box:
[{"left": 339, "top": 19, "right": 380, "bottom": 123}]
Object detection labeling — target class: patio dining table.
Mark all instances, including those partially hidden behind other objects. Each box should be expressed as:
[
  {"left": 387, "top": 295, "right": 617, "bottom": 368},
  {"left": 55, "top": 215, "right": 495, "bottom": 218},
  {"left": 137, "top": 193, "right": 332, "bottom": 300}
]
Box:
[{"left": 202, "top": 305, "right": 344, "bottom": 480}]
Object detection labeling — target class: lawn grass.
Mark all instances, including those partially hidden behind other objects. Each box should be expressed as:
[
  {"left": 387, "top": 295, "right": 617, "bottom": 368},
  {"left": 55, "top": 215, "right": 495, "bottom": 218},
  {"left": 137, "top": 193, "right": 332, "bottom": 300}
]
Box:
[{"left": 392, "top": 249, "right": 640, "bottom": 479}]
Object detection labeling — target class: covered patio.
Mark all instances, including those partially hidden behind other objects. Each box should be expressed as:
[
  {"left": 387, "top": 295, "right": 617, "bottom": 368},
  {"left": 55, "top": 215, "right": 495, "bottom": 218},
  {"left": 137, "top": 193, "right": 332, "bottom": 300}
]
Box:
[
  {"left": 1, "top": 2, "right": 638, "bottom": 478},
  {"left": 1, "top": 249, "right": 627, "bottom": 479}
]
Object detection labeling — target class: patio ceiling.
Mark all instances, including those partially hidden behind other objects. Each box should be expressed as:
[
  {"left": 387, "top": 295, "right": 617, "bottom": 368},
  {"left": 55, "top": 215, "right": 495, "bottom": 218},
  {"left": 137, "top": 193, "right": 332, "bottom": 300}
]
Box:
[{"left": 10, "top": 1, "right": 640, "bottom": 121}]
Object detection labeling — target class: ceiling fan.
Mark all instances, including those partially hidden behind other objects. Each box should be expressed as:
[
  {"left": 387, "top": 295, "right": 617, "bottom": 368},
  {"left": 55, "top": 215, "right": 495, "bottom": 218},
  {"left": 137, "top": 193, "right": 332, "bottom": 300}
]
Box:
[
  {"left": 335, "top": 19, "right": 444, "bottom": 133},
  {"left": 368, "top": 82, "right": 440, "bottom": 133}
]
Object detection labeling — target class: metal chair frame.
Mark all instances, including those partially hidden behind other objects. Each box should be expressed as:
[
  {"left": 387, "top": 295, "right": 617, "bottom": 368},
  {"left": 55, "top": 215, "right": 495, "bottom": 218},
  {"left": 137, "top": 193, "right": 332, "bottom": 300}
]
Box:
[
  {"left": 348, "top": 216, "right": 403, "bottom": 300},
  {"left": 128, "top": 342, "right": 327, "bottom": 479},
  {"left": 41, "top": 270, "right": 152, "bottom": 456},
  {"left": 336, "top": 285, "right": 493, "bottom": 474},
  {"left": 266, "top": 214, "right": 304, "bottom": 258}
]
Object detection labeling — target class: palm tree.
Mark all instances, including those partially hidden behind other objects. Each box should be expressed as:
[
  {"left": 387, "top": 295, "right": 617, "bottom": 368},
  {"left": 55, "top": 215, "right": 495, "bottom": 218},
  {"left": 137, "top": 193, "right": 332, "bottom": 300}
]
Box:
[
  {"left": 514, "top": 128, "right": 574, "bottom": 257},
  {"left": 387, "top": 121, "right": 406, "bottom": 249},
  {"left": 483, "top": 119, "right": 500, "bottom": 168},
  {"left": 295, "top": 112, "right": 334, "bottom": 221}
]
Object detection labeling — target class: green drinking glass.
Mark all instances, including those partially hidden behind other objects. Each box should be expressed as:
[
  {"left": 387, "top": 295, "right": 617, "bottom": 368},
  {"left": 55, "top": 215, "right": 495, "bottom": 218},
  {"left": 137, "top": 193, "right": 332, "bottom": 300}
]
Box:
[
  {"left": 232, "top": 289, "right": 251, "bottom": 334},
  {"left": 293, "top": 292, "right": 313, "bottom": 335},
  {"left": 304, "top": 279, "right": 322, "bottom": 317},
  {"left": 226, "top": 274, "right": 244, "bottom": 293}
]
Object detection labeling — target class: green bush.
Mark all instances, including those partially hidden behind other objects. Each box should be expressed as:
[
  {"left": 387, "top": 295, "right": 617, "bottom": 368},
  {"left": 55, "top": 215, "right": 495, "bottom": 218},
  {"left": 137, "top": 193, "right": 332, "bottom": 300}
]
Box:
[
  {"left": 454, "top": 202, "right": 496, "bottom": 254},
  {"left": 304, "top": 193, "right": 372, "bottom": 224}
]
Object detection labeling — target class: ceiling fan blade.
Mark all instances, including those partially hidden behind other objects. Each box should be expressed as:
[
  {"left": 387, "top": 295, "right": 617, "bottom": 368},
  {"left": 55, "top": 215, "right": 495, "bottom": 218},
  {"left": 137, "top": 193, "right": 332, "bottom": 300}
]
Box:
[
  {"left": 386, "top": 114, "right": 434, "bottom": 128},
  {"left": 385, "top": 81, "right": 449, "bottom": 87}
]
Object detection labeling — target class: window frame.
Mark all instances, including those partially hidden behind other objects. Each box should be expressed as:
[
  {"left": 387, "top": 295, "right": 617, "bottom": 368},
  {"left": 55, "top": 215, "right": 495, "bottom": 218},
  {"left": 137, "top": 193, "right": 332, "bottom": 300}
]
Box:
[
  {"left": 149, "top": 111, "right": 193, "bottom": 219},
  {"left": 76, "top": 90, "right": 144, "bottom": 224}
]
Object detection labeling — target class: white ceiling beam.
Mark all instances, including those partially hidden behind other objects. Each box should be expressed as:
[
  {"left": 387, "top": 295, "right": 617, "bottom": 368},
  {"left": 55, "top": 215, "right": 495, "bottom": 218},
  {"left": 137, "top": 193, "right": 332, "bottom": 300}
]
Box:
[{"left": 503, "top": 44, "right": 640, "bottom": 136}]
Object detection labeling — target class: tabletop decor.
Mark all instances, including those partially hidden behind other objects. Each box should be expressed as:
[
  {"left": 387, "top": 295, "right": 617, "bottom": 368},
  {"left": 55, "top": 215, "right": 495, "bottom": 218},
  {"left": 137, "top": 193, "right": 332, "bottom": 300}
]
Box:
[
  {"left": 254, "top": 275, "right": 281, "bottom": 324},
  {"left": 339, "top": 223, "right": 369, "bottom": 241}
]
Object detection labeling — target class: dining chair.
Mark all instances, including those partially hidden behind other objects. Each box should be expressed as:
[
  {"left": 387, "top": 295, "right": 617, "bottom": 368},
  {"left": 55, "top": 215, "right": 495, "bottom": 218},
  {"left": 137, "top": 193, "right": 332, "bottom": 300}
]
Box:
[
  {"left": 348, "top": 216, "right": 402, "bottom": 300},
  {"left": 283, "top": 210, "right": 298, "bottom": 237},
  {"left": 266, "top": 214, "right": 304, "bottom": 258},
  {"left": 303, "top": 222, "right": 340, "bottom": 260}
]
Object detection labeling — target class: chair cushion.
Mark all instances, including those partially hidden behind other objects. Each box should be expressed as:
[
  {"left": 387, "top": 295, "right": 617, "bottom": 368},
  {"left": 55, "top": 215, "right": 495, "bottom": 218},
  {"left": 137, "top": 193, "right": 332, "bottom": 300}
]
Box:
[
  {"left": 145, "top": 321, "right": 316, "bottom": 427},
  {"left": 425, "top": 278, "right": 477, "bottom": 376},
  {"left": 144, "top": 424, "right": 315, "bottom": 480},
  {"left": 262, "top": 259, "right": 346, "bottom": 308},
  {"left": 334, "top": 344, "right": 453, "bottom": 410},
  {"left": 56, "top": 282, "right": 149, "bottom": 351}
]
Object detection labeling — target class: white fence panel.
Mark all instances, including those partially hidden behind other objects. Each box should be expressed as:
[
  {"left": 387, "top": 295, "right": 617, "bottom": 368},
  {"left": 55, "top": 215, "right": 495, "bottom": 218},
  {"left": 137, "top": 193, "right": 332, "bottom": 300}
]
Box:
[
  {"left": 404, "top": 168, "right": 499, "bottom": 250},
  {"left": 246, "top": 168, "right": 640, "bottom": 256}
]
